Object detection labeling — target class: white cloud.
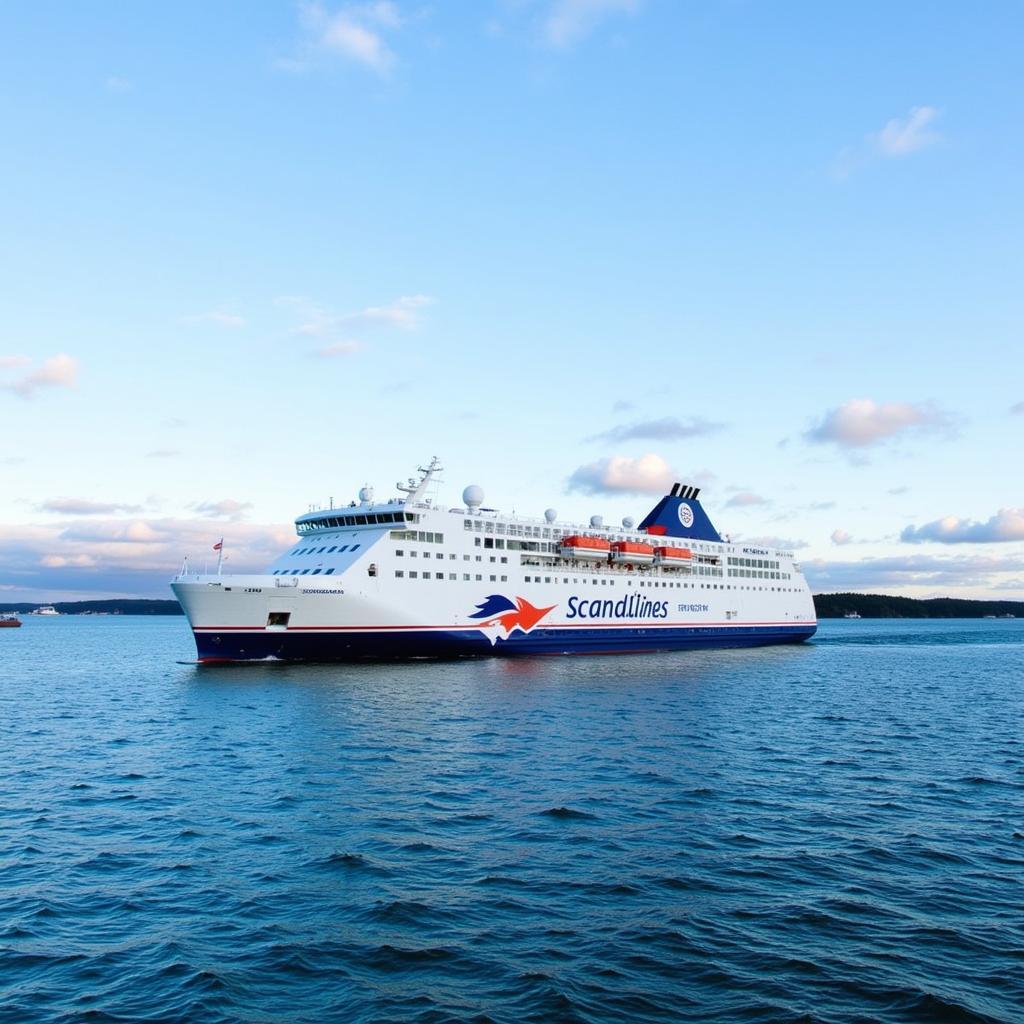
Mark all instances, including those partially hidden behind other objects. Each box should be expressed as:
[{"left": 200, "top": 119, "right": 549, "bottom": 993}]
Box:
[
  {"left": 587, "top": 416, "right": 726, "bottom": 443},
  {"left": 567, "top": 453, "right": 680, "bottom": 495},
  {"left": 725, "top": 491, "right": 769, "bottom": 509},
  {"left": 1, "top": 354, "right": 79, "bottom": 399},
  {"left": 834, "top": 106, "right": 941, "bottom": 178},
  {"left": 38, "top": 498, "right": 144, "bottom": 516},
  {"left": 543, "top": 0, "right": 640, "bottom": 47},
  {"left": 284, "top": 294, "right": 433, "bottom": 347},
  {"left": 831, "top": 528, "right": 853, "bottom": 545},
  {"left": 0, "top": 355, "right": 31, "bottom": 369},
  {"left": 875, "top": 106, "right": 941, "bottom": 156},
  {"left": 192, "top": 499, "right": 253, "bottom": 521},
  {"left": 805, "top": 399, "right": 956, "bottom": 449},
  {"left": 338, "top": 294, "right": 433, "bottom": 331},
  {"left": 184, "top": 310, "right": 245, "bottom": 329},
  {"left": 805, "top": 552, "right": 1024, "bottom": 593},
  {"left": 294, "top": 1, "right": 404, "bottom": 74},
  {"left": 318, "top": 340, "right": 363, "bottom": 356},
  {"left": 0, "top": 517, "right": 296, "bottom": 600},
  {"left": 901, "top": 508, "right": 1024, "bottom": 545}
]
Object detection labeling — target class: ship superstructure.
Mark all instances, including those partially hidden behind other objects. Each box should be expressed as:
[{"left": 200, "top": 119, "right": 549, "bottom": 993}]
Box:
[{"left": 172, "top": 458, "right": 816, "bottom": 662}]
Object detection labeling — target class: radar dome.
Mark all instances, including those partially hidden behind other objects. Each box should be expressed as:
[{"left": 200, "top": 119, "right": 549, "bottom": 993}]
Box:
[
  {"left": 622, "top": 516, "right": 635, "bottom": 529},
  {"left": 358, "top": 485, "right": 374, "bottom": 504},
  {"left": 590, "top": 515, "right": 604, "bottom": 528},
  {"left": 544, "top": 508, "right": 557, "bottom": 523},
  {"left": 463, "top": 485, "right": 484, "bottom": 510}
]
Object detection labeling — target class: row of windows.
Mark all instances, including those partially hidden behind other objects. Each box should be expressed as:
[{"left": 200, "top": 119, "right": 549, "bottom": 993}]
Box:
[
  {"left": 395, "top": 571, "right": 509, "bottom": 582},
  {"left": 728, "top": 556, "right": 780, "bottom": 570},
  {"left": 298, "top": 511, "right": 411, "bottom": 533},
  {"left": 391, "top": 530, "right": 444, "bottom": 543},
  {"left": 523, "top": 575, "right": 800, "bottom": 593},
  {"left": 728, "top": 569, "right": 791, "bottom": 580},
  {"left": 396, "top": 549, "right": 509, "bottom": 564},
  {"left": 272, "top": 567, "right": 337, "bottom": 576},
  {"left": 291, "top": 543, "right": 362, "bottom": 556}
]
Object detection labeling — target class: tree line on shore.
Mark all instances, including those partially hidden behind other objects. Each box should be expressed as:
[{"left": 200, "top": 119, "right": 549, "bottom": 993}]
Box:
[{"left": 1, "top": 596, "right": 1022, "bottom": 618}]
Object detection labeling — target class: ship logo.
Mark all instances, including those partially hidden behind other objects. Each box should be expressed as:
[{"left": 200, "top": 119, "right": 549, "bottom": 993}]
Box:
[{"left": 469, "top": 594, "right": 556, "bottom": 645}]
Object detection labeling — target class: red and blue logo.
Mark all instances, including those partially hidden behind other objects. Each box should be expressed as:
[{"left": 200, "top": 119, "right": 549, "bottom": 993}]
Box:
[{"left": 469, "top": 594, "right": 556, "bottom": 644}]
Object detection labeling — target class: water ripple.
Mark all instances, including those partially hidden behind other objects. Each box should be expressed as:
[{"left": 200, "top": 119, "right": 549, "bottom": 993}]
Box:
[{"left": 1, "top": 616, "right": 1022, "bottom": 1022}]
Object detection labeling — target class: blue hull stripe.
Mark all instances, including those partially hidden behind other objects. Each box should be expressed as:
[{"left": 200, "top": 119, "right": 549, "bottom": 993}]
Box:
[{"left": 192, "top": 623, "right": 817, "bottom": 662}]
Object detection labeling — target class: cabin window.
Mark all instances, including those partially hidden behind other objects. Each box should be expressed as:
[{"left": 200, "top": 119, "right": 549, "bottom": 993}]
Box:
[
  {"left": 395, "top": 570, "right": 404, "bottom": 577},
  {"left": 324, "top": 568, "right": 335, "bottom": 575}
]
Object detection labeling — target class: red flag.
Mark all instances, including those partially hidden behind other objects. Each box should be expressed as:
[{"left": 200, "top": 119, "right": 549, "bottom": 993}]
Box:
[{"left": 213, "top": 539, "right": 223, "bottom": 551}]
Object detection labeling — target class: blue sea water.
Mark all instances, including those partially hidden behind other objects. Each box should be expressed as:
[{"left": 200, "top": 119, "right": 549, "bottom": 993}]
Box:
[{"left": 1, "top": 617, "right": 1023, "bottom": 1023}]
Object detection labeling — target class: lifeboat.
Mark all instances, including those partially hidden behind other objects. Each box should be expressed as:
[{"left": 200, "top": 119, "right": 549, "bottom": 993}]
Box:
[
  {"left": 654, "top": 545, "right": 693, "bottom": 567},
  {"left": 610, "top": 541, "right": 656, "bottom": 565},
  {"left": 559, "top": 535, "right": 612, "bottom": 560}
]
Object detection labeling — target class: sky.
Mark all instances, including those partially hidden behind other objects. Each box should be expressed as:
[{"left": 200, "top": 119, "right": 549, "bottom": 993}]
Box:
[{"left": 1, "top": 1, "right": 1022, "bottom": 601}]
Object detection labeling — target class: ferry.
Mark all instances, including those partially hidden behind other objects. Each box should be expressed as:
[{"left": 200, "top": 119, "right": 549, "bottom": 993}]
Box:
[
  {"left": 171, "top": 459, "right": 817, "bottom": 663},
  {"left": 32, "top": 605, "right": 59, "bottom": 616}
]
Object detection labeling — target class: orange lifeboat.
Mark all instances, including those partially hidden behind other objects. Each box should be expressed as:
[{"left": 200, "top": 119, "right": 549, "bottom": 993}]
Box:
[
  {"left": 610, "top": 541, "right": 656, "bottom": 565},
  {"left": 654, "top": 545, "right": 693, "bottom": 567},
  {"left": 559, "top": 535, "right": 612, "bottom": 560}
]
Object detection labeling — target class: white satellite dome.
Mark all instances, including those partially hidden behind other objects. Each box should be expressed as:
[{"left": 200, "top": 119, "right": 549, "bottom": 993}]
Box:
[
  {"left": 358, "top": 485, "right": 374, "bottom": 504},
  {"left": 590, "top": 515, "right": 604, "bottom": 528},
  {"left": 463, "top": 484, "right": 484, "bottom": 511},
  {"left": 622, "top": 516, "right": 635, "bottom": 529},
  {"left": 544, "top": 508, "right": 558, "bottom": 523}
]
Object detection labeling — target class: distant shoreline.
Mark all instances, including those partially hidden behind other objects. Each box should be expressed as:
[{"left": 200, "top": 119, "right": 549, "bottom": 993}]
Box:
[
  {"left": 813, "top": 593, "right": 1021, "bottom": 619},
  {"left": 0, "top": 595, "right": 1021, "bottom": 619}
]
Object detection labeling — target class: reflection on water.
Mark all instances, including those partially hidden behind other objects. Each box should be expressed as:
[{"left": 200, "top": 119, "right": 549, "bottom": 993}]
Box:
[{"left": 1, "top": 617, "right": 1022, "bottom": 1022}]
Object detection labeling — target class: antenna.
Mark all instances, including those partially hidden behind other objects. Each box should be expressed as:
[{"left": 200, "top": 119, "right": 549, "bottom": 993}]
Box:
[{"left": 398, "top": 456, "right": 444, "bottom": 505}]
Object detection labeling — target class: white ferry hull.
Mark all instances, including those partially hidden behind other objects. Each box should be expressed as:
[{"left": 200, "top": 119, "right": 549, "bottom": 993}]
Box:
[
  {"left": 172, "top": 574, "right": 816, "bottom": 663},
  {"left": 171, "top": 461, "right": 817, "bottom": 663}
]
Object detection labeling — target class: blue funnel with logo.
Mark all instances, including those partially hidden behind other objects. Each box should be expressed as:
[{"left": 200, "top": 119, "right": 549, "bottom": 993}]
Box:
[{"left": 638, "top": 483, "right": 722, "bottom": 542}]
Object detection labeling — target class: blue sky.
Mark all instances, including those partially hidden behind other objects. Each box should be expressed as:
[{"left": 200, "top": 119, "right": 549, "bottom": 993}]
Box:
[{"left": 1, "top": 1, "right": 1022, "bottom": 601}]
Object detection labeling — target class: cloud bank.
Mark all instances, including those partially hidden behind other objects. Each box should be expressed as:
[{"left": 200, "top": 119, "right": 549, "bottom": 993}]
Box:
[
  {"left": 587, "top": 416, "right": 726, "bottom": 444},
  {"left": 1, "top": 354, "right": 79, "bottom": 398},
  {"left": 901, "top": 508, "right": 1024, "bottom": 545},
  {"left": 543, "top": 0, "right": 641, "bottom": 47},
  {"left": 805, "top": 399, "right": 955, "bottom": 449},
  {"left": 567, "top": 453, "right": 676, "bottom": 496}
]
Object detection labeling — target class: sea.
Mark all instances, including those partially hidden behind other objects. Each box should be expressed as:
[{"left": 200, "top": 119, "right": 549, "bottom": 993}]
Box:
[{"left": 1, "top": 616, "right": 1022, "bottom": 1023}]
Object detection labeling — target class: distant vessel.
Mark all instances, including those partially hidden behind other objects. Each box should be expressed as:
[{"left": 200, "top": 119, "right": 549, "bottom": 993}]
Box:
[
  {"left": 0, "top": 613, "right": 21, "bottom": 628},
  {"left": 32, "top": 605, "right": 59, "bottom": 616},
  {"left": 843, "top": 611, "right": 862, "bottom": 619},
  {"left": 172, "top": 458, "right": 817, "bottom": 663}
]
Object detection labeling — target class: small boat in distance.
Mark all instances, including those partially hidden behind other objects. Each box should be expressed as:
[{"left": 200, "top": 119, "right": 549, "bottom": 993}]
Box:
[
  {"left": 32, "top": 605, "right": 59, "bottom": 616},
  {"left": 0, "top": 613, "right": 21, "bottom": 628},
  {"left": 843, "top": 611, "right": 862, "bottom": 619}
]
